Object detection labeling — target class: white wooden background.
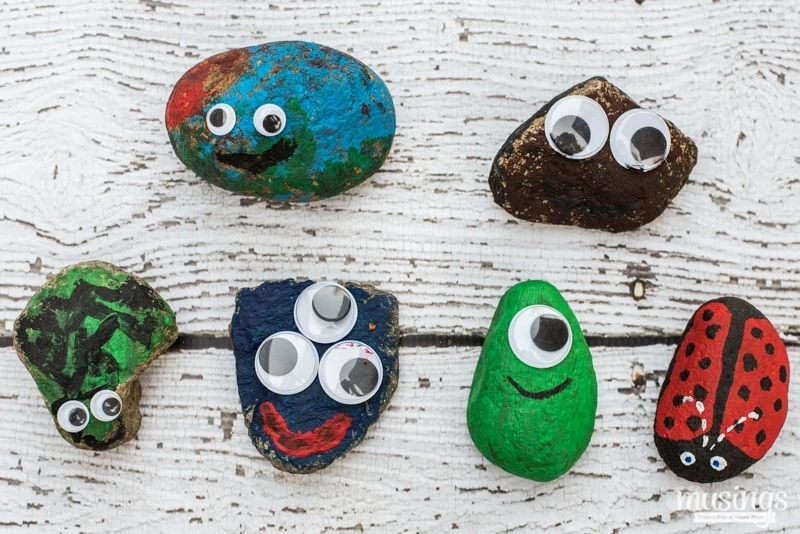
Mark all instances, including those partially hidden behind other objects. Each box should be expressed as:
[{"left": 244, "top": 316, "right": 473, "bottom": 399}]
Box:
[{"left": 1, "top": 0, "right": 799, "bottom": 532}]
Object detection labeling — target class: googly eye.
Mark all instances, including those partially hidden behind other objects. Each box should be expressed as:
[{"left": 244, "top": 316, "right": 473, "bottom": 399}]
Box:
[
  {"left": 710, "top": 456, "right": 727, "bottom": 471},
  {"left": 544, "top": 95, "right": 609, "bottom": 159},
  {"left": 255, "top": 331, "right": 319, "bottom": 395},
  {"left": 56, "top": 400, "right": 90, "bottom": 433},
  {"left": 254, "top": 104, "right": 286, "bottom": 137},
  {"left": 609, "top": 108, "right": 671, "bottom": 172},
  {"left": 90, "top": 390, "right": 122, "bottom": 422},
  {"left": 508, "top": 305, "right": 573, "bottom": 368},
  {"left": 294, "top": 282, "right": 358, "bottom": 344},
  {"left": 206, "top": 103, "right": 236, "bottom": 136},
  {"left": 680, "top": 451, "right": 696, "bottom": 466},
  {"left": 319, "top": 341, "right": 383, "bottom": 405}
]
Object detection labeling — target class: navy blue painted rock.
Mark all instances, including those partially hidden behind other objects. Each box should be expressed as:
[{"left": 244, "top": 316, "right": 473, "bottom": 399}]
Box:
[
  {"left": 166, "top": 41, "right": 396, "bottom": 202},
  {"left": 229, "top": 279, "right": 400, "bottom": 473}
]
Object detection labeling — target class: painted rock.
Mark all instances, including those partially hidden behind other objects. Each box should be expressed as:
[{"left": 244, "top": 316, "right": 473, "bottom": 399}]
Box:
[
  {"left": 13, "top": 261, "right": 178, "bottom": 451},
  {"left": 166, "top": 41, "right": 396, "bottom": 202},
  {"left": 654, "top": 298, "right": 790, "bottom": 483},
  {"left": 229, "top": 279, "right": 399, "bottom": 473},
  {"left": 467, "top": 281, "right": 597, "bottom": 481},
  {"left": 489, "top": 77, "right": 698, "bottom": 232}
]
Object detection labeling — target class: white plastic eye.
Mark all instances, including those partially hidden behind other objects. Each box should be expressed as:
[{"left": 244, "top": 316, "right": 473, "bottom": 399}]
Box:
[
  {"left": 609, "top": 108, "right": 671, "bottom": 172},
  {"left": 255, "top": 331, "right": 319, "bottom": 395},
  {"left": 254, "top": 104, "right": 287, "bottom": 137},
  {"left": 206, "top": 103, "right": 236, "bottom": 136},
  {"left": 56, "top": 400, "right": 90, "bottom": 433},
  {"left": 508, "top": 305, "right": 573, "bottom": 368},
  {"left": 319, "top": 341, "right": 383, "bottom": 405},
  {"left": 294, "top": 282, "right": 358, "bottom": 344},
  {"left": 544, "top": 95, "right": 609, "bottom": 159},
  {"left": 90, "top": 390, "right": 122, "bottom": 422},
  {"left": 709, "top": 456, "right": 727, "bottom": 471},
  {"left": 680, "top": 452, "right": 696, "bottom": 466}
]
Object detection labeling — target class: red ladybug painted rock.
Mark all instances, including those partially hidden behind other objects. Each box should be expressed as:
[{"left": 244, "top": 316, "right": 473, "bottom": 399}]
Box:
[{"left": 654, "top": 297, "right": 790, "bottom": 483}]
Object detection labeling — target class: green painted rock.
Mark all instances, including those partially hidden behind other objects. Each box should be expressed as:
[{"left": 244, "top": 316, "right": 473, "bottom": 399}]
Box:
[
  {"left": 467, "top": 281, "right": 597, "bottom": 481},
  {"left": 13, "top": 261, "right": 178, "bottom": 451}
]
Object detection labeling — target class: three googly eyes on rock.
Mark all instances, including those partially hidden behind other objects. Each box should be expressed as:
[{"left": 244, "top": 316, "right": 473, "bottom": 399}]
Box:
[
  {"left": 206, "top": 102, "right": 287, "bottom": 137},
  {"left": 254, "top": 282, "right": 383, "bottom": 405},
  {"left": 544, "top": 95, "right": 672, "bottom": 172},
  {"left": 508, "top": 305, "right": 573, "bottom": 369},
  {"left": 56, "top": 390, "right": 123, "bottom": 433}
]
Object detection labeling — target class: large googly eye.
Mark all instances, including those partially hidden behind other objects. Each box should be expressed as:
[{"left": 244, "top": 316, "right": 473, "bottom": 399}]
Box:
[
  {"left": 255, "top": 331, "right": 319, "bottom": 395},
  {"left": 56, "top": 401, "right": 90, "bottom": 433},
  {"left": 544, "top": 95, "right": 609, "bottom": 159},
  {"left": 294, "top": 282, "right": 358, "bottom": 344},
  {"left": 206, "top": 103, "right": 236, "bottom": 136},
  {"left": 90, "top": 390, "right": 122, "bottom": 422},
  {"left": 609, "top": 109, "right": 671, "bottom": 172},
  {"left": 254, "top": 104, "right": 286, "bottom": 137},
  {"left": 319, "top": 341, "right": 383, "bottom": 405},
  {"left": 680, "top": 452, "right": 696, "bottom": 466},
  {"left": 508, "top": 305, "right": 573, "bottom": 368},
  {"left": 710, "top": 456, "right": 727, "bottom": 472}
]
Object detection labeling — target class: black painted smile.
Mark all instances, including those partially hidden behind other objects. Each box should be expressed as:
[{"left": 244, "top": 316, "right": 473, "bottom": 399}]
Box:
[
  {"left": 507, "top": 376, "right": 572, "bottom": 400},
  {"left": 217, "top": 138, "right": 298, "bottom": 174}
]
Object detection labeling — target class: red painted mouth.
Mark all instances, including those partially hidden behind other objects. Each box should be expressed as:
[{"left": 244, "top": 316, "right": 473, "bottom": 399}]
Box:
[{"left": 259, "top": 401, "right": 352, "bottom": 458}]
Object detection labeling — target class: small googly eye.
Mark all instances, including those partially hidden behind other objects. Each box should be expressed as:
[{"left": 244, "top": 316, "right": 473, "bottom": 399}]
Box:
[
  {"left": 710, "top": 456, "right": 727, "bottom": 471},
  {"left": 206, "top": 103, "right": 236, "bottom": 136},
  {"left": 56, "top": 401, "right": 90, "bottom": 433},
  {"left": 319, "top": 341, "right": 383, "bottom": 405},
  {"left": 680, "top": 451, "right": 696, "bottom": 466},
  {"left": 609, "top": 108, "right": 671, "bottom": 172},
  {"left": 254, "top": 104, "right": 286, "bottom": 137},
  {"left": 544, "top": 95, "right": 609, "bottom": 159},
  {"left": 294, "top": 282, "right": 358, "bottom": 344},
  {"left": 90, "top": 390, "right": 122, "bottom": 422},
  {"left": 255, "top": 331, "right": 319, "bottom": 395},
  {"left": 508, "top": 305, "right": 573, "bottom": 368}
]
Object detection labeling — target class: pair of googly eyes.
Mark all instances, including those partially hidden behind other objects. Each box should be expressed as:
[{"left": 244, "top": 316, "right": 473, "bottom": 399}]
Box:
[
  {"left": 254, "top": 282, "right": 383, "bottom": 405},
  {"left": 56, "top": 390, "right": 122, "bottom": 433},
  {"left": 680, "top": 451, "right": 728, "bottom": 472},
  {"left": 206, "top": 103, "right": 287, "bottom": 137},
  {"left": 507, "top": 305, "right": 573, "bottom": 369},
  {"left": 544, "top": 95, "right": 672, "bottom": 172}
]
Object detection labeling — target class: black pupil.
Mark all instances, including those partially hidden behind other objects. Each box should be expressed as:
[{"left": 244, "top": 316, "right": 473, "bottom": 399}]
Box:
[
  {"left": 630, "top": 126, "right": 668, "bottom": 165},
  {"left": 312, "top": 286, "right": 351, "bottom": 322},
  {"left": 68, "top": 408, "right": 87, "bottom": 427},
  {"left": 263, "top": 114, "right": 282, "bottom": 133},
  {"left": 339, "top": 358, "right": 380, "bottom": 397},
  {"left": 103, "top": 397, "right": 121, "bottom": 416},
  {"left": 259, "top": 337, "right": 298, "bottom": 376},
  {"left": 209, "top": 108, "right": 226, "bottom": 128},
  {"left": 551, "top": 115, "right": 591, "bottom": 155},
  {"left": 530, "top": 314, "right": 570, "bottom": 352}
]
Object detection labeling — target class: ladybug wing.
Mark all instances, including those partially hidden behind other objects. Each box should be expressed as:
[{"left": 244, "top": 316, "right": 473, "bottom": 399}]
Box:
[
  {"left": 719, "top": 317, "right": 789, "bottom": 459},
  {"left": 655, "top": 302, "right": 732, "bottom": 441}
]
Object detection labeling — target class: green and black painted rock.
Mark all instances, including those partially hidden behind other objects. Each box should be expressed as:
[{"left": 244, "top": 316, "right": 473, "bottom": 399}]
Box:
[
  {"left": 467, "top": 281, "right": 597, "bottom": 481},
  {"left": 13, "top": 261, "right": 178, "bottom": 451}
]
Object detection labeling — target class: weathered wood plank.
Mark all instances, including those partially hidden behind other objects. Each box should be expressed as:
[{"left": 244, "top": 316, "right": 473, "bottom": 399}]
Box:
[{"left": 0, "top": 345, "right": 797, "bottom": 533}]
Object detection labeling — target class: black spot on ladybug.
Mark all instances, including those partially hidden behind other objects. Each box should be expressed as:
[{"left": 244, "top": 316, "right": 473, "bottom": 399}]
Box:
[
  {"left": 699, "top": 357, "right": 712, "bottom": 370},
  {"left": 742, "top": 353, "right": 758, "bottom": 372},
  {"left": 753, "top": 407, "right": 763, "bottom": 419},
  {"left": 765, "top": 343, "right": 775, "bottom": 355},
  {"left": 705, "top": 325, "right": 721, "bottom": 339},
  {"left": 755, "top": 430, "right": 766, "bottom": 445},
  {"left": 679, "top": 369, "right": 690, "bottom": 381},
  {"left": 686, "top": 416, "right": 702, "bottom": 431},
  {"left": 702, "top": 309, "right": 714, "bottom": 321},
  {"left": 693, "top": 384, "right": 708, "bottom": 402},
  {"left": 779, "top": 366, "right": 787, "bottom": 383},
  {"left": 685, "top": 343, "right": 695, "bottom": 357},
  {"left": 733, "top": 421, "right": 745, "bottom": 433},
  {"left": 672, "top": 394, "right": 684, "bottom": 407},
  {"left": 774, "top": 399, "right": 783, "bottom": 412},
  {"left": 664, "top": 417, "right": 674, "bottom": 429},
  {"left": 738, "top": 385, "right": 750, "bottom": 401},
  {"left": 760, "top": 377, "right": 772, "bottom": 391},
  {"left": 751, "top": 327, "right": 763, "bottom": 339}
]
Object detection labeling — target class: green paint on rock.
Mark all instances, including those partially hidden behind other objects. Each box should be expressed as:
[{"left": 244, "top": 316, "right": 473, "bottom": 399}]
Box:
[{"left": 467, "top": 281, "right": 597, "bottom": 481}]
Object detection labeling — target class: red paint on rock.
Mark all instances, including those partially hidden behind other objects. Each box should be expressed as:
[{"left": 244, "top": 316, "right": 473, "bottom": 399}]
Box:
[{"left": 259, "top": 401, "right": 352, "bottom": 458}]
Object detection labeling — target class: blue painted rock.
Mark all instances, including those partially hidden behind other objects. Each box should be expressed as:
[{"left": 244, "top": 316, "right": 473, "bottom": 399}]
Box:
[
  {"left": 229, "top": 279, "right": 399, "bottom": 473},
  {"left": 166, "top": 41, "right": 396, "bottom": 202}
]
